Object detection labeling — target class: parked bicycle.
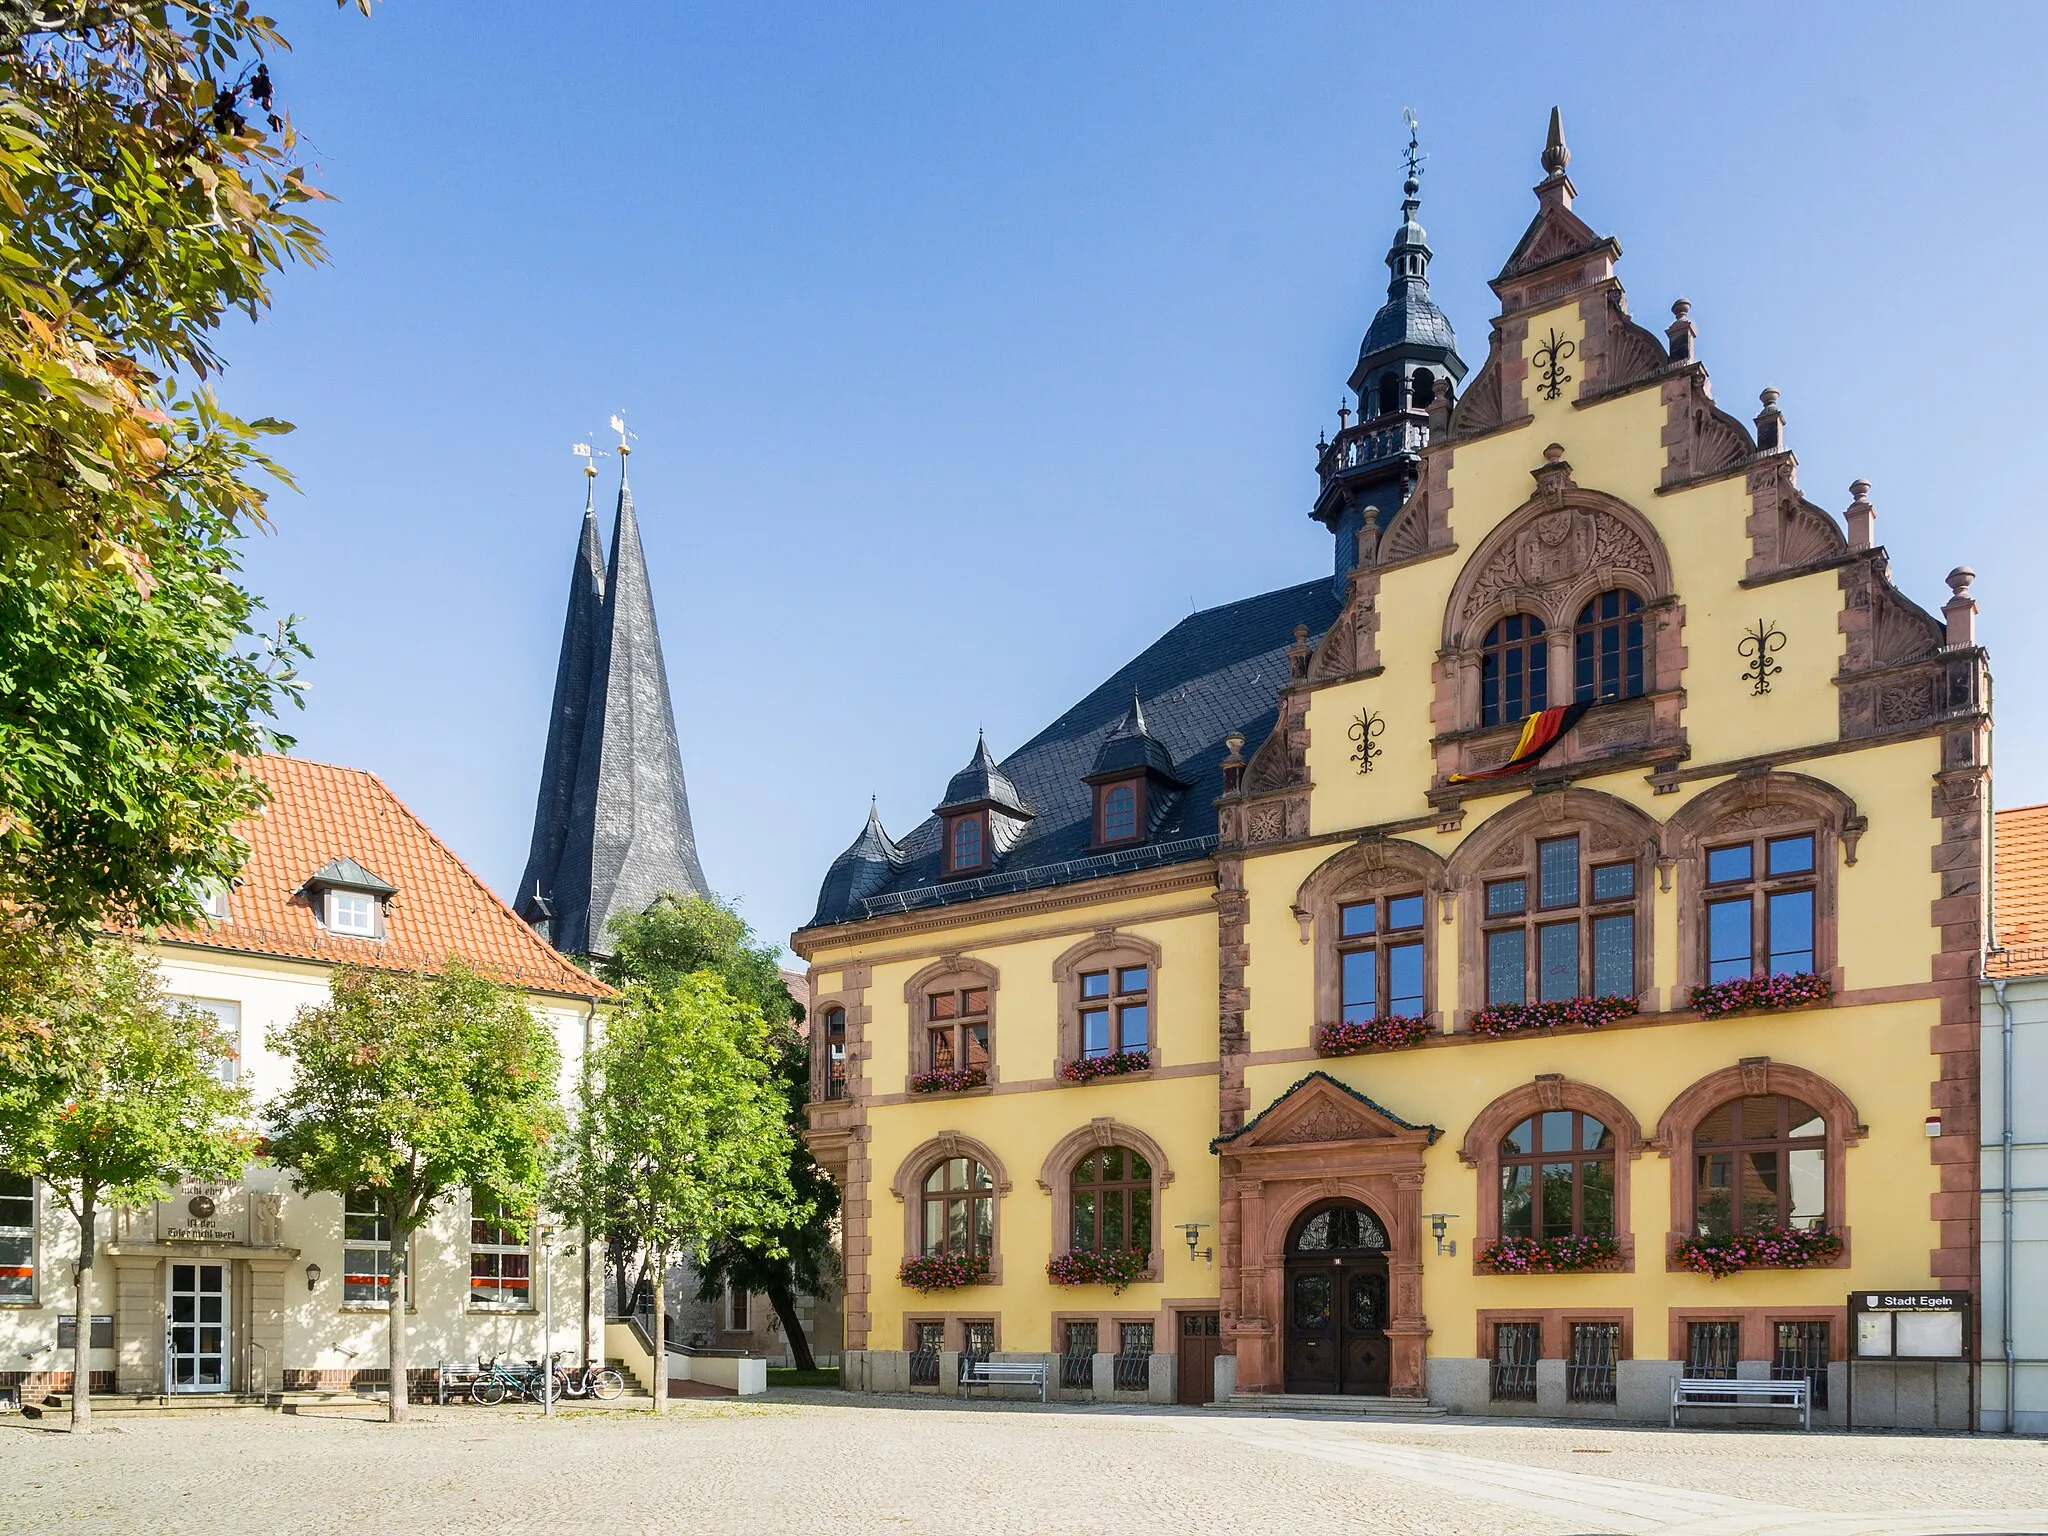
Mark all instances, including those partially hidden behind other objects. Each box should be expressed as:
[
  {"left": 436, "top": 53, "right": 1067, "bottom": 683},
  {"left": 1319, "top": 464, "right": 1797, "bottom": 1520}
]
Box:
[
  {"left": 550, "top": 1351, "right": 625, "bottom": 1401},
  {"left": 467, "top": 1356, "right": 551, "bottom": 1406}
]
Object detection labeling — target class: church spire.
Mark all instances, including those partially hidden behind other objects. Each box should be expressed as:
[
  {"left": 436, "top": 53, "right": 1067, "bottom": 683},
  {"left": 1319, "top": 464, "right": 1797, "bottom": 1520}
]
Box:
[{"left": 525, "top": 434, "right": 710, "bottom": 957}]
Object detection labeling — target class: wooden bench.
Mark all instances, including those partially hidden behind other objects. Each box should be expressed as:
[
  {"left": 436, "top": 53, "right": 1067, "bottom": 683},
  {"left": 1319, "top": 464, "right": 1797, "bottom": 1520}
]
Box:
[
  {"left": 960, "top": 1357, "right": 1049, "bottom": 1403},
  {"left": 1670, "top": 1375, "right": 1809, "bottom": 1429}
]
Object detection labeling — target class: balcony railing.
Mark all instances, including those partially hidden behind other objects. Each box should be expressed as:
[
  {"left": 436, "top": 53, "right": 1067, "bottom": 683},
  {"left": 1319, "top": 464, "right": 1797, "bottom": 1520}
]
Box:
[{"left": 1318, "top": 417, "right": 1428, "bottom": 480}]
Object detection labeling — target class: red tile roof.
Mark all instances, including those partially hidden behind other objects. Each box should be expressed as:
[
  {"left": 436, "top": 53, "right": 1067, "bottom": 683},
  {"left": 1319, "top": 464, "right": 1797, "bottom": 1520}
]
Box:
[
  {"left": 153, "top": 754, "right": 610, "bottom": 1000},
  {"left": 1989, "top": 802, "right": 2048, "bottom": 976}
]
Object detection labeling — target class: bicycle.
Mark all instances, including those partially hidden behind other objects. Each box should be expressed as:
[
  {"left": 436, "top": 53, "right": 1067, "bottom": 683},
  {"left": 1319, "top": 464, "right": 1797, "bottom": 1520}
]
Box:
[
  {"left": 468, "top": 1356, "right": 551, "bottom": 1406},
  {"left": 549, "top": 1351, "right": 626, "bottom": 1401}
]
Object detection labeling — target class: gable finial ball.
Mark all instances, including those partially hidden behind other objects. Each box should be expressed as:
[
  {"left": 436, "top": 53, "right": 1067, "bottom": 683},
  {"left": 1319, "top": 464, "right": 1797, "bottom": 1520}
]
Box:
[
  {"left": 1543, "top": 442, "right": 1566, "bottom": 463},
  {"left": 1947, "top": 567, "right": 1976, "bottom": 597}
]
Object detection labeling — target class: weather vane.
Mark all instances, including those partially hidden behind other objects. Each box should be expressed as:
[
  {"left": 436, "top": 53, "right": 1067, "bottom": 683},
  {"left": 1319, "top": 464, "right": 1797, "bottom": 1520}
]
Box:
[
  {"left": 609, "top": 412, "right": 636, "bottom": 459},
  {"left": 572, "top": 441, "right": 597, "bottom": 479},
  {"left": 1402, "top": 107, "right": 1424, "bottom": 183}
]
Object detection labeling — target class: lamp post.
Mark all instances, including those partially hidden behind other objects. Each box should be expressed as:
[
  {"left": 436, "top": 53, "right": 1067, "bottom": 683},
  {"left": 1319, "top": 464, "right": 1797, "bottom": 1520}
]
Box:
[{"left": 540, "top": 1226, "right": 557, "bottom": 1416}]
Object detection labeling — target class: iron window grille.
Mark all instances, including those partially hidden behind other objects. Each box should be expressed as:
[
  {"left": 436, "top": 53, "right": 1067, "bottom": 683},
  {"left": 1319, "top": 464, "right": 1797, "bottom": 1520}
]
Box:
[
  {"left": 1114, "top": 1322, "right": 1153, "bottom": 1391},
  {"left": 909, "top": 1321, "right": 943, "bottom": 1386},
  {"left": 1687, "top": 1320, "right": 1740, "bottom": 1403},
  {"left": 1490, "top": 1321, "right": 1540, "bottom": 1402},
  {"left": 1772, "top": 1321, "right": 1830, "bottom": 1408},
  {"left": 1061, "top": 1321, "right": 1098, "bottom": 1388},
  {"left": 1567, "top": 1322, "right": 1620, "bottom": 1404}
]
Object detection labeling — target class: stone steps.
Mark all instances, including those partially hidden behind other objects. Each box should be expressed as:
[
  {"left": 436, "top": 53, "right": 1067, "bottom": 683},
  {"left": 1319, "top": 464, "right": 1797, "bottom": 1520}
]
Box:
[{"left": 1214, "top": 1392, "right": 1449, "bottom": 1417}]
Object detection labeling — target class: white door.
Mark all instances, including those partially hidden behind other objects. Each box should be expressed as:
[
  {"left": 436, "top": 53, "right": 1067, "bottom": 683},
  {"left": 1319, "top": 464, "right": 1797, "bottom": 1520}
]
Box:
[{"left": 167, "top": 1262, "right": 230, "bottom": 1393}]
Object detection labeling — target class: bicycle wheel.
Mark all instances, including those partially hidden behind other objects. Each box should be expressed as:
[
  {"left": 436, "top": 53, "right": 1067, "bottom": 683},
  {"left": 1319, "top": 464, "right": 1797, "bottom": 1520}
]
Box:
[
  {"left": 589, "top": 1368, "right": 625, "bottom": 1401},
  {"left": 471, "top": 1375, "right": 506, "bottom": 1406}
]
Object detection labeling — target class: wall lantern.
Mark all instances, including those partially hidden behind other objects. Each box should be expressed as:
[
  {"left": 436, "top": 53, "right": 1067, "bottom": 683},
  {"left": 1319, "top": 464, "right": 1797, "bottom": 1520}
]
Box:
[
  {"left": 1427, "top": 1213, "right": 1459, "bottom": 1257},
  {"left": 1180, "top": 1222, "right": 1212, "bottom": 1266},
  {"left": 304, "top": 1261, "right": 322, "bottom": 1292}
]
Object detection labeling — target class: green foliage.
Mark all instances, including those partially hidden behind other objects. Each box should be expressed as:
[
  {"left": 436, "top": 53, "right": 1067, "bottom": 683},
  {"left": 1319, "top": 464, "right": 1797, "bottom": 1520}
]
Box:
[
  {"left": 0, "top": 935, "right": 251, "bottom": 1225},
  {"left": 601, "top": 894, "right": 798, "bottom": 1026},
  {"left": 263, "top": 961, "right": 565, "bottom": 1237},
  {"left": 0, "top": 2, "right": 371, "bottom": 931}
]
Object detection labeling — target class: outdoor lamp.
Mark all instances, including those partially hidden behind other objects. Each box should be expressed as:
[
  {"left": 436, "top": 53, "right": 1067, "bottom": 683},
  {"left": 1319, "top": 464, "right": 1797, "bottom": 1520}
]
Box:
[
  {"left": 1180, "top": 1222, "right": 1212, "bottom": 1265},
  {"left": 304, "top": 1261, "right": 321, "bottom": 1292},
  {"left": 1427, "top": 1213, "right": 1459, "bottom": 1257}
]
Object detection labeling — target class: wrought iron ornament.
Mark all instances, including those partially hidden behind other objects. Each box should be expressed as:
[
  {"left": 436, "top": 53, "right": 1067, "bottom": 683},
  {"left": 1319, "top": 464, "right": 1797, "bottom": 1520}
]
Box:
[
  {"left": 1349, "top": 710, "right": 1385, "bottom": 774},
  {"left": 1739, "top": 619, "right": 1786, "bottom": 695},
  {"left": 1532, "top": 327, "right": 1575, "bottom": 401}
]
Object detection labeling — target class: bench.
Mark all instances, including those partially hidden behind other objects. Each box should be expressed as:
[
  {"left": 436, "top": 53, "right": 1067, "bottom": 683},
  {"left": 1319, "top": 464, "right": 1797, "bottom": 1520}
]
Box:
[
  {"left": 436, "top": 1362, "right": 486, "bottom": 1405},
  {"left": 1670, "top": 1375, "right": 1809, "bottom": 1429},
  {"left": 960, "top": 1357, "right": 1049, "bottom": 1403}
]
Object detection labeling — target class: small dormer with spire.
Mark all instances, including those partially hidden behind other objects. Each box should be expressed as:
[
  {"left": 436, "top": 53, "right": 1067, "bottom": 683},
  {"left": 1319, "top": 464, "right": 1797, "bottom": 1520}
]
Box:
[
  {"left": 934, "top": 733, "right": 1034, "bottom": 878},
  {"left": 1083, "top": 694, "right": 1190, "bottom": 851},
  {"left": 1314, "top": 113, "right": 1468, "bottom": 590}
]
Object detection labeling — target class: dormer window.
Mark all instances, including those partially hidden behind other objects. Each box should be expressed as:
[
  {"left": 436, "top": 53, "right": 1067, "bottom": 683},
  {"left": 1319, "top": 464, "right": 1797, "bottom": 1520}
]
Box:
[
  {"left": 328, "top": 889, "right": 380, "bottom": 938},
  {"left": 305, "top": 857, "right": 397, "bottom": 942},
  {"left": 933, "top": 734, "right": 1032, "bottom": 881},
  {"left": 1083, "top": 694, "right": 1186, "bottom": 854},
  {"left": 1094, "top": 780, "right": 1143, "bottom": 847},
  {"left": 946, "top": 812, "right": 988, "bottom": 876}
]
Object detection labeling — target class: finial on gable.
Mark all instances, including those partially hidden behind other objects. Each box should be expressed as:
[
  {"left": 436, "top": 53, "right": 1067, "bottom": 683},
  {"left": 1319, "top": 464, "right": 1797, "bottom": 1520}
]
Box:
[{"left": 1541, "top": 107, "right": 1570, "bottom": 177}]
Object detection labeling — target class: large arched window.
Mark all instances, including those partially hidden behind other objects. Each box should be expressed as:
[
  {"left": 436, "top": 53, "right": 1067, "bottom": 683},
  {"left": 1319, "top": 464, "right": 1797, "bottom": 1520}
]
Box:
[
  {"left": 1070, "top": 1147, "right": 1152, "bottom": 1255},
  {"left": 1692, "top": 1095, "right": 1827, "bottom": 1237},
  {"left": 1481, "top": 613, "right": 1548, "bottom": 727},
  {"left": 1480, "top": 831, "right": 1641, "bottom": 1006},
  {"left": 1499, "top": 1110, "right": 1616, "bottom": 1239},
  {"left": 1574, "top": 589, "right": 1645, "bottom": 704},
  {"left": 921, "top": 1156, "right": 995, "bottom": 1258}
]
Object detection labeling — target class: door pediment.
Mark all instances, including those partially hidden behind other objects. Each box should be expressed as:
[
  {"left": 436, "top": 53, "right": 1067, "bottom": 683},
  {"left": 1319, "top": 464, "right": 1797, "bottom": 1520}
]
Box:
[{"left": 1215, "top": 1071, "right": 1439, "bottom": 1157}]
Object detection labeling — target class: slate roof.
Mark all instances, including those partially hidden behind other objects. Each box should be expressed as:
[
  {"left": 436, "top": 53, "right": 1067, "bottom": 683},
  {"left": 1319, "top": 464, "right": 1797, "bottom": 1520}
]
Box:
[
  {"left": 152, "top": 755, "right": 610, "bottom": 1000},
  {"left": 1355, "top": 175, "right": 1464, "bottom": 382},
  {"left": 807, "top": 575, "right": 1343, "bottom": 929},
  {"left": 937, "top": 734, "right": 1034, "bottom": 818},
  {"left": 1089, "top": 695, "right": 1185, "bottom": 783},
  {"left": 1988, "top": 803, "right": 2048, "bottom": 974},
  {"left": 521, "top": 471, "right": 710, "bottom": 957}
]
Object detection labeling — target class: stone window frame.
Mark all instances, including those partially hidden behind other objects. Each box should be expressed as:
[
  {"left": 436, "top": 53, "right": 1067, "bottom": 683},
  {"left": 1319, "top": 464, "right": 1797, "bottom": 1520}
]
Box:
[
  {"left": 891, "top": 1132, "right": 1012, "bottom": 1284},
  {"left": 943, "top": 811, "right": 990, "bottom": 877},
  {"left": 1478, "top": 1307, "right": 1636, "bottom": 1362},
  {"left": 1037, "top": 1118, "right": 1175, "bottom": 1285},
  {"left": 1653, "top": 1058, "right": 1865, "bottom": 1272},
  {"left": 1445, "top": 788, "right": 1662, "bottom": 1024},
  {"left": 1459, "top": 1075, "right": 1644, "bottom": 1272},
  {"left": 1052, "top": 930, "right": 1164, "bottom": 1077},
  {"left": 807, "top": 977, "right": 869, "bottom": 1106},
  {"left": 901, "top": 1311, "right": 1005, "bottom": 1354},
  {"left": 1666, "top": 771, "right": 1862, "bottom": 996},
  {"left": 1090, "top": 777, "right": 1148, "bottom": 850},
  {"left": 818, "top": 1004, "right": 849, "bottom": 1101},
  {"left": 1294, "top": 838, "right": 1450, "bottom": 1035},
  {"left": 902, "top": 955, "right": 1001, "bottom": 1090},
  {"left": 1667, "top": 1306, "right": 1844, "bottom": 1366},
  {"left": 0, "top": 1169, "right": 38, "bottom": 1306},
  {"left": 1432, "top": 477, "right": 1687, "bottom": 782}
]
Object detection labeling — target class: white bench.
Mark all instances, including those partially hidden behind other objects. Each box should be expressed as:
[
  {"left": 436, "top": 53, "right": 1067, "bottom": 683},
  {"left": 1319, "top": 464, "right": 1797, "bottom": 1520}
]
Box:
[
  {"left": 960, "top": 1358, "right": 1049, "bottom": 1403},
  {"left": 1670, "top": 1375, "right": 1809, "bottom": 1429}
]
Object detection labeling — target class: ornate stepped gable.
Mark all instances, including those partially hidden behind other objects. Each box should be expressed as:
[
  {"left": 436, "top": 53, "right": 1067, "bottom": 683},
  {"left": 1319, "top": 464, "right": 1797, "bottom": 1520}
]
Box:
[{"left": 519, "top": 461, "right": 708, "bottom": 957}]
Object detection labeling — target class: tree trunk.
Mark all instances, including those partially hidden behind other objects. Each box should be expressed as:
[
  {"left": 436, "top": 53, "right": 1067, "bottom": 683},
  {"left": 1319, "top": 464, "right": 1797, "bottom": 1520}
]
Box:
[
  {"left": 651, "top": 1257, "right": 667, "bottom": 1414},
  {"left": 387, "top": 1223, "right": 409, "bottom": 1423},
  {"left": 70, "top": 1190, "right": 94, "bottom": 1434},
  {"left": 764, "top": 1272, "right": 816, "bottom": 1372}
]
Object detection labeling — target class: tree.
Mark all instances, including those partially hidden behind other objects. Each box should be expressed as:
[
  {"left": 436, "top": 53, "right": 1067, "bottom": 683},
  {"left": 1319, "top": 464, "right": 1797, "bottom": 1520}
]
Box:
[
  {"left": 559, "top": 971, "right": 803, "bottom": 1412},
  {"left": 0, "top": 936, "right": 249, "bottom": 1433},
  {"left": 601, "top": 895, "right": 842, "bottom": 1369},
  {"left": 0, "top": 2, "right": 370, "bottom": 933},
  {"left": 263, "top": 961, "right": 563, "bottom": 1424}
]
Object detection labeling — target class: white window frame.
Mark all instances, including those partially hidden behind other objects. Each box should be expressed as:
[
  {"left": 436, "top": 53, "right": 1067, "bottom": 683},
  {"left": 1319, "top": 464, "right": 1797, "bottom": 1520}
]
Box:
[
  {"left": 0, "top": 1171, "right": 36, "bottom": 1306},
  {"left": 168, "top": 996, "right": 241, "bottom": 1086},
  {"left": 468, "top": 1191, "right": 533, "bottom": 1312},
  {"left": 325, "top": 888, "right": 382, "bottom": 938},
  {"left": 342, "top": 1191, "right": 411, "bottom": 1308},
  {"left": 199, "top": 881, "right": 232, "bottom": 922}
]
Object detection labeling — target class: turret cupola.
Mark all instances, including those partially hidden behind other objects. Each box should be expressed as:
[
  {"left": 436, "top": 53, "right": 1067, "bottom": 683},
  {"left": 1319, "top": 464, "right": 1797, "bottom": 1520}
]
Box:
[
  {"left": 1313, "top": 115, "right": 1468, "bottom": 589},
  {"left": 1082, "top": 693, "right": 1189, "bottom": 851}
]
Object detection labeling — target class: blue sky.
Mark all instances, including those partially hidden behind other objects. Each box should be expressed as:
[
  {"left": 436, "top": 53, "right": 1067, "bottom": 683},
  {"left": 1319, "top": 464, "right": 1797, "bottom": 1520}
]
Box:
[{"left": 223, "top": 1, "right": 2048, "bottom": 957}]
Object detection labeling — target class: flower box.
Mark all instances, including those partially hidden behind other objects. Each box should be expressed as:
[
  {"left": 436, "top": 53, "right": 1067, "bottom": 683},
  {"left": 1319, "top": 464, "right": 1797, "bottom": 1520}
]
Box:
[
  {"left": 898, "top": 1253, "right": 991, "bottom": 1292},
  {"left": 1671, "top": 1226, "right": 1843, "bottom": 1279},
  {"left": 1313, "top": 1014, "right": 1431, "bottom": 1057},
  {"left": 1059, "top": 1050, "right": 1153, "bottom": 1083},
  {"left": 1688, "top": 972, "right": 1831, "bottom": 1021},
  {"left": 908, "top": 1065, "right": 988, "bottom": 1094},
  {"left": 1477, "top": 1234, "right": 1622, "bottom": 1274},
  {"left": 1045, "top": 1248, "right": 1151, "bottom": 1294},
  {"left": 1469, "top": 994, "right": 1637, "bottom": 1038}
]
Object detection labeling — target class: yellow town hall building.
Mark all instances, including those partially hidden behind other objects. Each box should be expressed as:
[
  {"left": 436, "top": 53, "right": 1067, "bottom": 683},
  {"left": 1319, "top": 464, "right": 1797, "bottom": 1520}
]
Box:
[{"left": 795, "top": 113, "right": 1989, "bottom": 1425}]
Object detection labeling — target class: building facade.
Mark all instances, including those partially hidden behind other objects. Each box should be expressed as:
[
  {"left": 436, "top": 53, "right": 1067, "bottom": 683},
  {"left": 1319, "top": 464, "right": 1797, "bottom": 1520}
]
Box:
[
  {"left": 0, "top": 755, "right": 609, "bottom": 1405},
  {"left": 797, "top": 114, "right": 1989, "bottom": 1426}
]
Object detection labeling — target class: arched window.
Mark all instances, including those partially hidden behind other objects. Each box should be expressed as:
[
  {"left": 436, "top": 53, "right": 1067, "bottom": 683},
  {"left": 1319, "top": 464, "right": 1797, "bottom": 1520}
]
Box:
[
  {"left": 951, "top": 815, "right": 983, "bottom": 871},
  {"left": 1574, "top": 589, "right": 1645, "bottom": 704},
  {"left": 1481, "top": 832, "right": 1640, "bottom": 1006},
  {"left": 1377, "top": 370, "right": 1401, "bottom": 417},
  {"left": 1498, "top": 1110, "right": 1616, "bottom": 1239},
  {"left": 1693, "top": 1095, "right": 1826, "bottom": 1237},
  {"left": 1480, "top": 613, "right": 1548, "bottom": 727},
  {"left": 1705, "top": 831, "right": 1817, "bottom": 982},
  {"left": 1338, "top": 891, "right": 1426, "bottom": 1022},
  {"left": 921, "top": 1157, "right": 995, "bottom": 1258},
  {"left": 1290, "top": 1202, "right": 1388, "bottom": 1252},
  {"left": 1078, "top": 962, "right": 1148, "bottom": 1059},
  {"left": 1100, "top": 783, "right": 1137, "bottom": 844},
  {"left": 1070, "top": 1147, "right": 1152, "bottom": 1255},
  {"left": 822, "top": 1007, "right": 847, "bottom": 1100},
  {"left": 1410, "top": 369, "right": 1435, "bottom": 409}
]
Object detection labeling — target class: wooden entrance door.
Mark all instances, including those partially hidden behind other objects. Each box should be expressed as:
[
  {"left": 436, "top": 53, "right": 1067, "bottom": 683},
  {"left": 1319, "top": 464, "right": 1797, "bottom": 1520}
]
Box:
[
  {"left": 1176, "top": 1311, "right": 1221, "bottom": 1404},
  {"left": 1282, "top": 1201, "right": 1391, "bottom": 1396}
]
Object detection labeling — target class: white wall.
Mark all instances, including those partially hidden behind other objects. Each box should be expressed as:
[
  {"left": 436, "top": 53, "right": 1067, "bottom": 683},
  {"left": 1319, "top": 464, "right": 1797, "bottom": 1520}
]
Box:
[{"left": 1981, "top": 972, "right": 2048, "bottom": 1432}]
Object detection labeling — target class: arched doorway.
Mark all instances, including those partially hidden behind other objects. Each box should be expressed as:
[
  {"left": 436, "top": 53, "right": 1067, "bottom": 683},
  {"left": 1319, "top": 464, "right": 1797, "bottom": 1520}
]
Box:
[{"left": 1283, "top": 1200, "right": 1391, "bottom": 1395}]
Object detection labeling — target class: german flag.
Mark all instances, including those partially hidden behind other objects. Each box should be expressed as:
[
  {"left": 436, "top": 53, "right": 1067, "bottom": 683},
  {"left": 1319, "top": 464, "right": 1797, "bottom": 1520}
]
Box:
[{"left": 1448, "top": 702, "right": 1592, "bottom": 784}]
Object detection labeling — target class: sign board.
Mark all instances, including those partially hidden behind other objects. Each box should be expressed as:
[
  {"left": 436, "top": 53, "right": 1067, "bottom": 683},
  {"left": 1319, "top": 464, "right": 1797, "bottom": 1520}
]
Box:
[
  {"left": 154, "top": 1178, "right": 247, "bottom": 1245},
  {"left": 1848, "top": 1290, "right": 1970, "bottom": 1361},
  {"left": 56, "top": 1314, "right": 114, "bottom": 1350}
]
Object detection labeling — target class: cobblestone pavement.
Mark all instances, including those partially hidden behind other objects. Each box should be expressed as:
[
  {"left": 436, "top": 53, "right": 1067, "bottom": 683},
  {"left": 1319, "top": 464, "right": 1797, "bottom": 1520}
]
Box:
[{"left": 5, "top": 1391, "right": 2046, "bottom": 1535}]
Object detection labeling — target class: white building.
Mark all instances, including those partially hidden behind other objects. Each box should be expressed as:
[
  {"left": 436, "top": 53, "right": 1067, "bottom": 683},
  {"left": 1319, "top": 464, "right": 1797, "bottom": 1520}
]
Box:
[
  {"left": 0, "top": 754, "right": 610, "bottom": 1405},
  {"left": 1982, "top": 802, "right": 2048, "bottom": 1433}
]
